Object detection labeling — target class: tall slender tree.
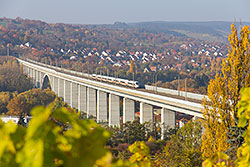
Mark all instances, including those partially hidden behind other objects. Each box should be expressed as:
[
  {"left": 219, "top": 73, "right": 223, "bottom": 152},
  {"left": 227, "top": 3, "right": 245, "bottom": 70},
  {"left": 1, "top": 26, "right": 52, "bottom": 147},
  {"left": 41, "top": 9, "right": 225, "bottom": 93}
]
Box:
[
  {"left": 128, "top": 60, "right": 136, "bottom": 73},
  {"left": 201, "top": 24, "right": 250, "bottom": 158}
]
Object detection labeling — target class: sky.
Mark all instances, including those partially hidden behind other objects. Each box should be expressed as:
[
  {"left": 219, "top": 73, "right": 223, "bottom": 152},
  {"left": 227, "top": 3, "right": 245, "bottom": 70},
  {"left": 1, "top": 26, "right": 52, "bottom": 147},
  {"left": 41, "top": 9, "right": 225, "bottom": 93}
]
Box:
[{"left": 1, "top": 0, "right": 250, "bottom": 24}]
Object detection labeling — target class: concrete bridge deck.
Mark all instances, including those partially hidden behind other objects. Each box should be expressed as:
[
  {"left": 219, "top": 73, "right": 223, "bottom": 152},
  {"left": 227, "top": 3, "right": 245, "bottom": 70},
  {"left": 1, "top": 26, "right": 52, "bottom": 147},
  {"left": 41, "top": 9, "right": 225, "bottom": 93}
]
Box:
[{"left": 18, "top": 58, "right": 204, "bottom": 131}]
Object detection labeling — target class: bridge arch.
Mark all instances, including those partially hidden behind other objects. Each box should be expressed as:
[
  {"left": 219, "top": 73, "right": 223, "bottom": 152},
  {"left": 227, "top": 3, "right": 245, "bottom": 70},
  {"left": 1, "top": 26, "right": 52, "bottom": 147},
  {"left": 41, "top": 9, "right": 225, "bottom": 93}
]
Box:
[{"left": 41, "top": 74, "right": 52, "bottom": 89}]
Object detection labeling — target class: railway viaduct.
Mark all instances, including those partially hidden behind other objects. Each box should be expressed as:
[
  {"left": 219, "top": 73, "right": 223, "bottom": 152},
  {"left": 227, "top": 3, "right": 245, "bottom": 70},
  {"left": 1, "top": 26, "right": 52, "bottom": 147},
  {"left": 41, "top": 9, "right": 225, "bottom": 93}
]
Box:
[{"left": 18, "top": 58, "right": 204, "bottom": 131}]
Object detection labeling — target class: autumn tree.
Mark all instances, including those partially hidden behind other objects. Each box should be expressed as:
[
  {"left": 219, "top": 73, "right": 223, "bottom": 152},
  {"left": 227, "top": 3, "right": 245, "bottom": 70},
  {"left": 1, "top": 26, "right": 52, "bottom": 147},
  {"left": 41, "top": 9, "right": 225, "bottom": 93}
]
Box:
[
  {"left": 49, "top": 96, "right": 76, "bottom": 113},
  {"left": 106, "top": 119, "right": 154, "bottom": 148},
  {"left": 127, "top": 60, "right": 136, "bottom": 76},
  {"left": 0, "top": 92, "right": 14, "bottom": 114},
  {"left": 202, "top": 24, "right": 250, "bottom": 158},
  {"left": 203, "top": 87, "right": 250, "bottom": 167},
  {"left": 6, "top": 88, "right": 55, "bottom": 116},
  {"left": 153, "top": 120, "right": 202, "bottom": 167},
  {"left": 210, "top": 59, "right": 216, "bottom": 74},
  {"left": 0, "top": 57, "right": 33, "bottom": 93}
]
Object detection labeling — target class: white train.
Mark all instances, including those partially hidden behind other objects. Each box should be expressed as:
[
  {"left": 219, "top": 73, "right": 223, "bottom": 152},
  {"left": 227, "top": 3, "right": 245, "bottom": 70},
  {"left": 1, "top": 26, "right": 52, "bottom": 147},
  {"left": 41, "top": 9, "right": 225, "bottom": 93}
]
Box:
[{"left": 91, "top": 74, "right": 140, "bottom": 88}]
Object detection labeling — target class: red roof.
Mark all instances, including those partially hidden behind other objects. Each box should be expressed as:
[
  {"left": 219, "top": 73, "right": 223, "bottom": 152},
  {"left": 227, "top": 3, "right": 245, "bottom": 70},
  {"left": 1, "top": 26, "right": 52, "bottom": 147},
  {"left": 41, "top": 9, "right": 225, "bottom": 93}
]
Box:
[{"left": 150, "top": 66, "right": 157, "bottom": 72}]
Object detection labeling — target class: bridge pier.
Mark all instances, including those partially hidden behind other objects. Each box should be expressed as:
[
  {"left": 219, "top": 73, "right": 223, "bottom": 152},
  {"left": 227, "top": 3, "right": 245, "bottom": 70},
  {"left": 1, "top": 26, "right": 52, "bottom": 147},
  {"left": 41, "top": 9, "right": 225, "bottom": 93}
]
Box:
[
  {"left": 26, "top": 66, "right": 29, "bottom": 75},
  {"left": 37, "top": 71, "right": 41, "bottom": 88},
  {"left": 29, "top": 68, "right": 32, "bottom": 81},
  {"left": 161, "top": 108, "right": 176, "bottom": 128},
  {"left": 97, "top": 90, "right": 108, "bottom": 122},
  {"left": 58, "top": 78, "right": 64, "bottom": 98},
  {"left": 53, "top": 77, "right": 59, "bottom": 94},
  {"left": 32, "top": 69, "right": 36, "bottom": 85},
  {"left": 140, "top": 102, "right": 153, "bottom": 124},
  {"left": 29, "top": 68, "right": 33, "bottom": 84},
  {"left": 38, "top": 71, "right": 42, "bottom": 88},
  {"left": 123, "top": 98, "right": 135, "bottom": 123},
  {"left": 50, "top": 75, "right": 54, "bottom": 90},
  {"left": 64, "top": 80, "right": 71, "bottom": 104},
  {"left": 87, "top": 87, "right": 96, "bottom": 118},
  {"left": 34, "top": 70, "right": 38, "bottom": 87},
  {"left": 161, "top": 108, "right": 176, "bottom": 139},
  {"left": 71, "top": 83, "right": 78, "bottom": 109},
  {"left": 23, "top": 65, "right": 28, "bottom": 74},
  {"left": 27, "top": 67, "right": 30, "bottom": 76},
  {"left": 26, "top": 66, "right": 29, "bottom": 74},
  {"left": 78, "top": 85, "right": 87, "bottom": 112},
  {"left": 109, "top": 94, "right": 120, "bottom": 126}
]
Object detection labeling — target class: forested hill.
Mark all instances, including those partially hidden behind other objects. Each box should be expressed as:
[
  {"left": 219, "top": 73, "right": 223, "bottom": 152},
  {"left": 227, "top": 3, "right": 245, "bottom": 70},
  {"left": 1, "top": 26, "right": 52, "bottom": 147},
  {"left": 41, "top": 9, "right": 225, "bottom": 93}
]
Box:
[
  {"left": 0, "top": 17, "right": 248, "bottom": 54},
  {"left": 105, "top": 21, "right": 250, "bottom": 42},
  {"left": 0, "top": 17, "right": 248, "bottom": 93}
]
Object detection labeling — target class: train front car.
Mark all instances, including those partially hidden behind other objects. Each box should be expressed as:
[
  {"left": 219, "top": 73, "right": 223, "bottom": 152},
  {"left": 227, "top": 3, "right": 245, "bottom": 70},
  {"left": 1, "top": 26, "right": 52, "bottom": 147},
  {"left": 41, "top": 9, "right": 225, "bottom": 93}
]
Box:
[{"left": 90, "top": 74, "right": 141, "bottom": 89}]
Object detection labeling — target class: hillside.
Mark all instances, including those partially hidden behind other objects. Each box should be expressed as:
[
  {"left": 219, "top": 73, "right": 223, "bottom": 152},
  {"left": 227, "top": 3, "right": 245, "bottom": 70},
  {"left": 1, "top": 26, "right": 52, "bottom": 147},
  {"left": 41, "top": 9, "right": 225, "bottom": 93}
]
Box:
[
  {"left": 107, "top": 21, "right": 250, "bottom": 42},
  {"left": 0, "top": 17, "right": 245, "bottom": 93}
]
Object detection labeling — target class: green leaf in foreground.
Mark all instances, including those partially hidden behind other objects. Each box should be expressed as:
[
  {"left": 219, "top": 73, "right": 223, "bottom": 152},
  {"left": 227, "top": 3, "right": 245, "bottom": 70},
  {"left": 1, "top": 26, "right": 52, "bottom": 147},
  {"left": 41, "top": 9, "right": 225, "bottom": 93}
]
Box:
[{"left": 1, "top": 106, "right": 110, "bottom": 167}]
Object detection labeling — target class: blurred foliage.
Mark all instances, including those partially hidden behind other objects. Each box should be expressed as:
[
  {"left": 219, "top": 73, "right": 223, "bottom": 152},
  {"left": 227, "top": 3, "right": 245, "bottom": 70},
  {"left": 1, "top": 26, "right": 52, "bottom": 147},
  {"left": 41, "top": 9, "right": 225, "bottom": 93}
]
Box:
[
  {"left": 0, "top": 106, "right": 154, "bottom": 167},
  {"left": 0, "top": 106, "right": 110, "bottom": 167},
  {"left": 128, "top": 141, "right": 151, "bottom": 167}
]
